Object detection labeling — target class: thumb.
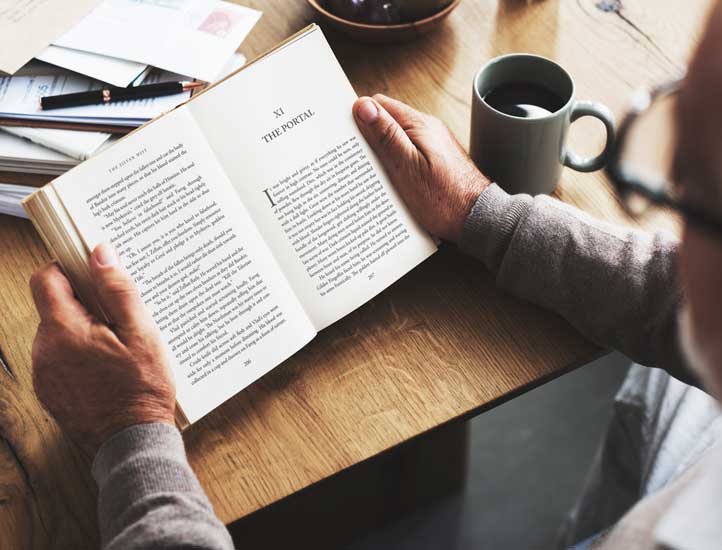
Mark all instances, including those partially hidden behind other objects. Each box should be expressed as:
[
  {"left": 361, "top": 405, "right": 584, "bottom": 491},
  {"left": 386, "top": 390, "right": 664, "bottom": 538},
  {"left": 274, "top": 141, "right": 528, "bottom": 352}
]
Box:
[
  {"left": 89, "top": 242, "right": 150, "bottom": 331},
  {"left": 353, "top": 96, "right": 417, "bottom": 171}
]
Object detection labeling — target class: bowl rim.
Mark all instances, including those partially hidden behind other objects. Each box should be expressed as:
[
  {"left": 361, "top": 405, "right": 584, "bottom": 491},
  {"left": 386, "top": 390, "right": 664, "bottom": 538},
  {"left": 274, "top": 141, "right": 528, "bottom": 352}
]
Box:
[{"left": 307, "top": 0, "right": 462, "bottom": 30}]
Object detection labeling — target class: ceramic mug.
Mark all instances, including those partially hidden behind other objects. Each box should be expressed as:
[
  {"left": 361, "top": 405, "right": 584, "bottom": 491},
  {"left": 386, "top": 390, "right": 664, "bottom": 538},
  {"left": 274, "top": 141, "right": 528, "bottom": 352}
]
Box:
[{"left": 470, "top": 53, "right": 616, "bottom": 195}]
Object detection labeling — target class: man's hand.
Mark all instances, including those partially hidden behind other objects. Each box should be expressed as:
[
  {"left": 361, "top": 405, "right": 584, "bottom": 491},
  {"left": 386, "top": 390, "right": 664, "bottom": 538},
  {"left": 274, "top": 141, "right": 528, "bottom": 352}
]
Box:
[
  {"left": 29, "top": 243, "right": 176, "bottom": 456},
  {"left": 353, "top": 94, "right": 490, "bottom": 242}
]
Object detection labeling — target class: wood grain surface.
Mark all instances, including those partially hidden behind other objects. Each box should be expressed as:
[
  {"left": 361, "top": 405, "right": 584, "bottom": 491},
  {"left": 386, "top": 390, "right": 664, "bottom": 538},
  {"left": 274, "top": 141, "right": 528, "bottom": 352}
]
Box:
[{"left": 0, "top": 0, "right": 713, "bottom": 548}]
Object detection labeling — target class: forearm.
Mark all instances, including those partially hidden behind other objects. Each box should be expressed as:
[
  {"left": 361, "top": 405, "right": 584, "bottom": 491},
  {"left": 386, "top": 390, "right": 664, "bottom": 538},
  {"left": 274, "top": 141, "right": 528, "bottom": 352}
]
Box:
[
  {"left": 92, "top": 423, "right": 234, "bottom": 550},
  {"left": 459, "top": 184, "right": 697, "bottom": 386}
]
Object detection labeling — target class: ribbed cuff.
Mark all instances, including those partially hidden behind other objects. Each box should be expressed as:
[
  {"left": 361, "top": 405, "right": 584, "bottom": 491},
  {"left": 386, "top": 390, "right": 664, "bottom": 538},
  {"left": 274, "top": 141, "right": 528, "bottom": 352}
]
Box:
[
  {"left": 458, "top": 183, "right": 533, "bottom": 273},
  {"left": 92, "top": 422, "right": 187, "bottom": 486}
]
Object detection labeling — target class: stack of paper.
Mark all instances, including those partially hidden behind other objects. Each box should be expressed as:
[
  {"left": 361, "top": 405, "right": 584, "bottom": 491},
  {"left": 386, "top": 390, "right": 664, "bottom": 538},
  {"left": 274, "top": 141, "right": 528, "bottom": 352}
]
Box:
[
  {"left": 0, "top": 131, "right": 79, "bottom": 175},
  {"left": 0, "top": 0, "right": 260, "bottom": 84},
  {"left": 0, "top": 55, "right": 247, "bottom": 180},
  {"left": 53, "top": 0, "right": 261, "bottom": 84},
  {"left": 0, "top": 184, "right": 34, "bottom": 218},
  {"left": 0, "top": 0, "right": 258, "bottom": 183}
]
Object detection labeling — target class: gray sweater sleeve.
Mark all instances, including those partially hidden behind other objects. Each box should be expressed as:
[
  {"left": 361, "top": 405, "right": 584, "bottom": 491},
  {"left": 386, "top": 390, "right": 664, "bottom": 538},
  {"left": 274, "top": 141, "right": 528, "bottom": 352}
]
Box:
[
  {"left": 92, "top": 422, "right": 234, "bottom": 550},
  {"left": 459, "top": 184, "right": 697, "bottom": 386}
]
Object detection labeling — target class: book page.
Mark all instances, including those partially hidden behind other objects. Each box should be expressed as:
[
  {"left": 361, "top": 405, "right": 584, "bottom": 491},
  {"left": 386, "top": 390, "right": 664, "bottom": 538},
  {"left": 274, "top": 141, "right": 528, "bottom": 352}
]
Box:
[
  {"left": 188, "top": 27, "right": 437, "bottom": 330},
  {"left": 51, "top": 107, "right": 315, "bottom": 423}
]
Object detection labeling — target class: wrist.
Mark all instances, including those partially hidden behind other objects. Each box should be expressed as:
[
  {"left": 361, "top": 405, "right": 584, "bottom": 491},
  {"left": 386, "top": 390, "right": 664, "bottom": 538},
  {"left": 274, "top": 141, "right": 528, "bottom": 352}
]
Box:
[
  {"left": 447, "top": 172, "right": 491, "bottom": 242},
  {"left": 458, "top": 183, "right": 534, "bottom": 272}
]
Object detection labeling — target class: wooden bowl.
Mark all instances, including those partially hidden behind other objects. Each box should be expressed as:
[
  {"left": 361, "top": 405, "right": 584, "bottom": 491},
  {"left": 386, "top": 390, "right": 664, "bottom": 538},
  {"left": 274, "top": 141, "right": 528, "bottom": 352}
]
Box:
[{"left": 307, "top": 0, "right": 462, "bottom": 43}]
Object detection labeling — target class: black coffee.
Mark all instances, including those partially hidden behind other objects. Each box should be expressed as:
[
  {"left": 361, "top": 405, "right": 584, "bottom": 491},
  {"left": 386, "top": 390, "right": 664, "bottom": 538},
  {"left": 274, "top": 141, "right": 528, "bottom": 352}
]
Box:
[{"left": 483, "top": 82, "right": 565, "bottom": 119}]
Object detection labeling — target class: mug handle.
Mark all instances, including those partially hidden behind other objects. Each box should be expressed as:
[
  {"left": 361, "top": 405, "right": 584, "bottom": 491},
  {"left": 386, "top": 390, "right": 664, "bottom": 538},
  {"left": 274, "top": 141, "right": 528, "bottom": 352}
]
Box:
[{"left": 563, "top": 101, "right": 616, "bottom": 173}]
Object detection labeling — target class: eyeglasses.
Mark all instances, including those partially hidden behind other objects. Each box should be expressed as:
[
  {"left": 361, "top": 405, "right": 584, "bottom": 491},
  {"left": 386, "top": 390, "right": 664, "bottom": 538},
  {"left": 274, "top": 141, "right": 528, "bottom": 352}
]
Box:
[{"left": 605, "top": 79, "right": 722, "bottom": 237}]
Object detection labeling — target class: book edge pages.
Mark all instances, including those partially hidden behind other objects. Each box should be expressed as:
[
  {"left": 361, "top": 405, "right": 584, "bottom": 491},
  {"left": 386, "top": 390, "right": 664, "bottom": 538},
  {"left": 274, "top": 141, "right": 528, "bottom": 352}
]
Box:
[{"left": 174, "top": 403, "right": 191, "bottom": 431}]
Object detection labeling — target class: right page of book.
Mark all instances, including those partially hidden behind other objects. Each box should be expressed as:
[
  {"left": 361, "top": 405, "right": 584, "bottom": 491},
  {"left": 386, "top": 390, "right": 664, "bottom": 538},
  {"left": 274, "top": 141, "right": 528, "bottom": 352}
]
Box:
[{"left": 188, "top": 27, "right": 437, "bottom": 330}]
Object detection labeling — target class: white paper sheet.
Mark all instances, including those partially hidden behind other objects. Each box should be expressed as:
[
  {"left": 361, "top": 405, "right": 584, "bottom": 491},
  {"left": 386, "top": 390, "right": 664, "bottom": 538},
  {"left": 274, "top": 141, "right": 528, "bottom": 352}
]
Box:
[
  {"left": 0, "top": 130, "right": 77, "bottom": 174},
  {"left": 0, "top": 130, "right": 71, "bottom": 162},
  {"left": 0, "top": 0, "right": 101, "bottom": 74},
  {"left": 36, "top": 45, "right": 148, "bottom": 87},
  {"left": 0, "top": 126, "right": 111, "bottom": 160},
  {"left": 218, "top": 53, "right": 247, "bottom": 82},
  {"left": 54, "top": 0, "right": 261, "bottom": 82}
]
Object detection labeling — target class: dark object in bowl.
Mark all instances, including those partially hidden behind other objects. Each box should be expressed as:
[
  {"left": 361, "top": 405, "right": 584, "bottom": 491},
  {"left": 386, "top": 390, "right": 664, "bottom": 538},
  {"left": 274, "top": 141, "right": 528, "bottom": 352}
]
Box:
[
  {"left": 399, "top": 0, "right": 454, "bottom": 21},
  {"left": 327, "top": 0, "right": 402, "bottom": 25},
  {"left": 308, "top": 0, "right": 461, "bottom": 43}
]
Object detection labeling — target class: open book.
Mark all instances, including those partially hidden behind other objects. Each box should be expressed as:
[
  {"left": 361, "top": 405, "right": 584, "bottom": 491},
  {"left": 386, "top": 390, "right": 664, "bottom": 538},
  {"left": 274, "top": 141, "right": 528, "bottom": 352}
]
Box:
[{"left": 23, "top": 25, "right": 437, "bottom": 428}]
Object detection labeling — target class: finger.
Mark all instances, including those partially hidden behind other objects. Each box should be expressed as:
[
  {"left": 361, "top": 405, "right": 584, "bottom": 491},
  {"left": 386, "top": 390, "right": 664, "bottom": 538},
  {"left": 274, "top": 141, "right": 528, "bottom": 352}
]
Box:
[
  {"left": 353, "top": 96, "right": 418, "bottom": 171},
  {"left": 88, "top": 242, "right": 152, "bottom": 332},
  {"left": 374, "top": 93, "right": 460, "bottom": 156},
  {"left": 30, "top": 262, "right": 90, "bottom": 325},
  {"left": 372, "top": 94, "right": 429, "bottom": 133}
]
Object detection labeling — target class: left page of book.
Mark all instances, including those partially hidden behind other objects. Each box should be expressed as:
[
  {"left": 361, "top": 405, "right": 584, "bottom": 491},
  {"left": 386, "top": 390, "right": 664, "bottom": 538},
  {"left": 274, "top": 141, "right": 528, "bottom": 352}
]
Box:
[{"left": 49, "top": 106, "right": 316, "bottom": 424}]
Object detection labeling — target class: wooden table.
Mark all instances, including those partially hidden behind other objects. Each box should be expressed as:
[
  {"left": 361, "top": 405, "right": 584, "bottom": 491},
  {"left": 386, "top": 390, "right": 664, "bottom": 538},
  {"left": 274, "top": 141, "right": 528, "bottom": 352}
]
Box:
[{"left": 0, "top": 1, "right": 712, "bottom": 548}]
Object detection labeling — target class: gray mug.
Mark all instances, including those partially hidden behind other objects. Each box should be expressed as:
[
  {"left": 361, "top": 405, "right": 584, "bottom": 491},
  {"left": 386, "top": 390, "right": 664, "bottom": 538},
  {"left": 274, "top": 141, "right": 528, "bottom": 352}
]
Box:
[{"left": 470, "top": 53, "right": 616, "bottom": 195}]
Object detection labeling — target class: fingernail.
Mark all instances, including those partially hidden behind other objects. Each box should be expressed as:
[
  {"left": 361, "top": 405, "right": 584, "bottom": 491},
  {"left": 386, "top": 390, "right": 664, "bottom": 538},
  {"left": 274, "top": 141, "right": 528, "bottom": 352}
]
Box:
[
  {"left": 94, "top": 242, "right": 118, "bottom": 267},
  {"left": 356, "top": 98, "right": 378, "bottom": 124}
]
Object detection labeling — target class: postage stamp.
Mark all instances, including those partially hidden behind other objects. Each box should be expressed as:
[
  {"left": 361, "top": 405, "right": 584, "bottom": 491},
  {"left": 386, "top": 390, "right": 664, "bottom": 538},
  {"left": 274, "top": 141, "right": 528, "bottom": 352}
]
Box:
[{"left": 198, "top": 9, "right": 239, "bottom": 38}]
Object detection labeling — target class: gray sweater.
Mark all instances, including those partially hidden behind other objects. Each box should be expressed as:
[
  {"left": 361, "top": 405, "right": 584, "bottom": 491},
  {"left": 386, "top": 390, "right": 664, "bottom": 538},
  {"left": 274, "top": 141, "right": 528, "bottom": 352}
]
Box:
[{"left": 92, "top": 184, "right": 692, "bottom": 549}]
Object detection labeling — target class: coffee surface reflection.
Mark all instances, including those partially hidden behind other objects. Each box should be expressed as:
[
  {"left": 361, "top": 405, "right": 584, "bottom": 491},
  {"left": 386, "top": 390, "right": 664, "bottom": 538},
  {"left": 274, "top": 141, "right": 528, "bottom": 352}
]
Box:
[{"left": 483, "top": 82, "right": 565, "bottom": 119}]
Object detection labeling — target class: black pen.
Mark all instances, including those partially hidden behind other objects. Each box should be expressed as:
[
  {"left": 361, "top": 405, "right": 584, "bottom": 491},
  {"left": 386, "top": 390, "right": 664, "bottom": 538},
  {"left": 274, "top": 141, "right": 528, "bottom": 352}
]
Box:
[{"left": 40, "top": 81, "right": 205, "bottom": 111}]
